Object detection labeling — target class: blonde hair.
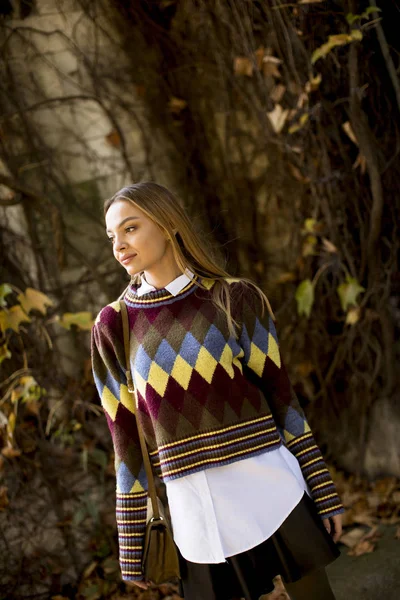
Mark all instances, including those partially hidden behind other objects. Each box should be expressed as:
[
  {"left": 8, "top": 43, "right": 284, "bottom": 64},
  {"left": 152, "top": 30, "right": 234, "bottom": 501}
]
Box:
[{"left": 104, "top": 182, "right": 275, "bottom": 336}]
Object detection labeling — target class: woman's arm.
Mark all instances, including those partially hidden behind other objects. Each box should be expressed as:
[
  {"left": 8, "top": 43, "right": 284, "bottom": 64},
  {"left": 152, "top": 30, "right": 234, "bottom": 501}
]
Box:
[
  {"left": 233, "top": 281, "right": 344, "bottom": 523},
  {"left": 91, "top": 304, "right": 148, "bottom": 582}
]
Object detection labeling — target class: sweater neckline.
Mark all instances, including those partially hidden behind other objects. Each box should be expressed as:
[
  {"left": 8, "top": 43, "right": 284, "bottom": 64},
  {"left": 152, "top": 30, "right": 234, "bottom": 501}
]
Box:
[{"left": 124, "top": 273, "right": 202, "bottom": 306}]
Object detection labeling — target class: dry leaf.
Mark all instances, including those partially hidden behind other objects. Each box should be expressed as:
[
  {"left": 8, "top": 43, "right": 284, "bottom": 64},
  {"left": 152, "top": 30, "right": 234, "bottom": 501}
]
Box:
[
  {"left": 0, "top": 486, "right": 9, "bottom": 511},
  {"left": 353, "top": 152, "right": 367, "bottom": 173},
  {"left": 288, "top": 163, "right": 310, "bottom": 183},
  {"left": 348, "top": 539, "right": 375, "bottom": 556},
  {"left": 340, "top": 527, "right": 366, "bottom": 548},
  {"left": 234, "top": 57, "right": 253, "bottom": 77},
  {"left": 255, "top": 46, "right": 265, "bottom": 70},
  {"left": 275, "top": 272, "right": 297, "bottom": 284},
  {"left": 322, "top": 238, "right": 338, "bottom": 253},
  {"left": 105, "top": 130, "right": 121, "bottom": 147},
  {"left": 295, "top": 361, "right": 315, "bottom": 377},
  {"left": 342, "top": 121, "right": 358, "bottom": 145},
  {"left": 262, "top": 55, "right": 282, "bottom": 78},
  {"left": 270, "top": 84, "right": 286, "bottom": 103},
  {"left": 83, "top": 560, "right": 98, "bottom": 579},
  {"left": 305, "top": 73, "right": 322, "bottom": 93},
  {"left": 296, "top": 92, "right": 308, "bottom": 109},
  {"left": 1, "top": 447, "right": 21, "bottom": 458},
  {"left": 168, "top": 97, "right": 188, "bottom": 113},
  {"left": 267, "top": 104, "right": 289, "bottom": 133}
]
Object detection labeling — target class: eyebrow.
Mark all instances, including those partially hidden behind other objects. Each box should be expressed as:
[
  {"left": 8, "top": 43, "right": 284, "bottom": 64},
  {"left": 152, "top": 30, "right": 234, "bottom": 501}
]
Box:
[{"left": 106, "top": 216, "right": 139, "bottom": 234}]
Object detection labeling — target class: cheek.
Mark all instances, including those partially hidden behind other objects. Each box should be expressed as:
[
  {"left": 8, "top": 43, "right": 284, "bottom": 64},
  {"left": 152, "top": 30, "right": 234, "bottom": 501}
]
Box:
[{"left": 139, "top": 229, "right": 167, "bottom": 257}]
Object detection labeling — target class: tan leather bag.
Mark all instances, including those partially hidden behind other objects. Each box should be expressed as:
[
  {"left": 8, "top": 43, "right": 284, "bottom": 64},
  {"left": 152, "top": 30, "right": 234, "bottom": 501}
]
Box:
[{"left": 119, "top": 299, "right": 181, "bottom": 585}]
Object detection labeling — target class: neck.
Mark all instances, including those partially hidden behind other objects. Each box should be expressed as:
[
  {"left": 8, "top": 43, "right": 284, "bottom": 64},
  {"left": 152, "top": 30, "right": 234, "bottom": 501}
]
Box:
[{"left": 142, "top": 261, "right": 184, "bottom": 290}]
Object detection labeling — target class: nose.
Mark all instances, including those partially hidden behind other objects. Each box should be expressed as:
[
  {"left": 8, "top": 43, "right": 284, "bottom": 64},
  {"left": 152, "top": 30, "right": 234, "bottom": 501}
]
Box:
[{"left": 114, "top": 235, "right": 127, "bottom": 253}]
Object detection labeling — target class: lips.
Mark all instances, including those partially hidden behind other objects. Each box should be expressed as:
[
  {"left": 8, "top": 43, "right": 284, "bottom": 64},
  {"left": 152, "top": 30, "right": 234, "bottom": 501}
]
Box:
[{"left": 120, "top": 254, "right": 137, "bottom": 265}]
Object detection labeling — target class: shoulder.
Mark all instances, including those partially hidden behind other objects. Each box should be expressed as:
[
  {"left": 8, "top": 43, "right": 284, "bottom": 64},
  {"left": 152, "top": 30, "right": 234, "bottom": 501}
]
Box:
[
  {"left": 226, "top": 278, "right": 276, "bottom": 321},
  {"left": 94, "top": 299, "right": 122, "bottom": 327}
]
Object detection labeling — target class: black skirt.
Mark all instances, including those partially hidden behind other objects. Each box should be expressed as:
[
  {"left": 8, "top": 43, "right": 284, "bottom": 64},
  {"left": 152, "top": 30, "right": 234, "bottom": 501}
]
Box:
[{"left": 176, "top": 492, "right": 340, "bottom": 600}]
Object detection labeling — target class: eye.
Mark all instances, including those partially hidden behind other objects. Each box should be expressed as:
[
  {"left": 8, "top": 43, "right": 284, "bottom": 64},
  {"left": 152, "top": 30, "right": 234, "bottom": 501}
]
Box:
[
  {"left": 126, "top": 226, "right": 136, "bottom": 233},
  {"left": 107, "top": 237, "right": 114, "bottom": 244}
]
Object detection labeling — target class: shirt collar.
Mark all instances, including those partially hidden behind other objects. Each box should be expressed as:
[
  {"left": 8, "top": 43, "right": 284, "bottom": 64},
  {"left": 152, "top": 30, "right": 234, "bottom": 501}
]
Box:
[{"left": 136, "top": 268, "right": 194, "bottom": 297}]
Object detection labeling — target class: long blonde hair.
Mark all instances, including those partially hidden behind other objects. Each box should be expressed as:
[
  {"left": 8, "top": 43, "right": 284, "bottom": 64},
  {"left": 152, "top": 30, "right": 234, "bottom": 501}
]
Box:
[{"left": 104, "top": 182, "right": 275, "bottom": 336}]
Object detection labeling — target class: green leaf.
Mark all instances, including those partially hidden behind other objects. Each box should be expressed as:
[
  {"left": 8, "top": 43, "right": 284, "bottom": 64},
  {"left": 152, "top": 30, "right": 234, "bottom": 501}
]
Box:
[
  {"left": 58, "top": 311, "right": 94, "bottom": 331},
  {"left": 10, "top": 376, "right": 43, "bottom": 404},
  {"left": 0, "top": 284, "right": 13, "bottom": 308},
  {"left": 346, "top": 7, "right": 381, "bottom": 25},
  {"left": 295, "top": 279, "right": 315, "bottom": 318},
  {"left": 337, "top": 276, "right": 365, "bottom": 311},
  {"left": 89, "top": 448, "right": 108, "bottom": 470}
]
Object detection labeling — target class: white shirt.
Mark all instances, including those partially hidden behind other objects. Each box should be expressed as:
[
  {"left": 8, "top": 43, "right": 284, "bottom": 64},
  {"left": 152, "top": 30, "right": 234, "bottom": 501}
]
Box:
[{"left": 137, "top": 269, "right": 310, "bottom": 563}]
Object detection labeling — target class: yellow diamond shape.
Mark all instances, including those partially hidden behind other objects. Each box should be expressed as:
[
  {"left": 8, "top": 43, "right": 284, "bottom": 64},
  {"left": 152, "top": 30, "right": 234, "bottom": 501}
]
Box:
[
  {"left": 219, "top": 344, "right": 234, "bottom": 378},
  {"left": 148, "top": 362, "right": 170, "bottom": 397},
  {"left": 171, "top": 355, "right": 193, "bottom": 390},
  {"left": 195, "top": 346, "right": 218, "bottom": 383},
  {"left": 267, "top": 332, "right": 281, "bottom": 368},
  {"left": 248, "top": 342, "right": 266, "bottom": 377},
  {"left": 133, "top": 371, "right": 147, "bottom": 402},
  {"left": 120, "top": 383, "right": 136, "bottom": 414},
  {"left": 101, "top": 387, "right": 119, "bottom": 421}
]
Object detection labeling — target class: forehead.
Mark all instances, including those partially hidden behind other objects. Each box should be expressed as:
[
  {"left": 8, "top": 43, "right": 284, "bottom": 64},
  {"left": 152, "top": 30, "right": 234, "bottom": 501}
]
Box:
[{"left": 105, "top": 200, "right": 145, "bottom": 229}]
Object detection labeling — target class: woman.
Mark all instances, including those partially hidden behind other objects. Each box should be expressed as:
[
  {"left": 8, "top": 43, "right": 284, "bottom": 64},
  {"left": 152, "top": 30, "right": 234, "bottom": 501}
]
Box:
[{"left": 91, "top": 182, "right": 344, "bottom": 600}]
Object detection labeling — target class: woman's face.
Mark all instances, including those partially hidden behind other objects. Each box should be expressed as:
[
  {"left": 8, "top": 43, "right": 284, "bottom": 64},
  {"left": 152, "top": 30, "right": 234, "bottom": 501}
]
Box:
[{"left": 105, "top": 199, "right": 170, "bottom": 277}]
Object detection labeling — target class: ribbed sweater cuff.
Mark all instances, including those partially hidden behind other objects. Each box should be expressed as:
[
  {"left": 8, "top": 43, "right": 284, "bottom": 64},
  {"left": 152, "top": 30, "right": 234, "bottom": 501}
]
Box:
[
  {"left": 287, "top": 432, "right": 344, "bottom": 518},
  {"left": 116, "top": 491, "right": 148, "bottom": 581}
]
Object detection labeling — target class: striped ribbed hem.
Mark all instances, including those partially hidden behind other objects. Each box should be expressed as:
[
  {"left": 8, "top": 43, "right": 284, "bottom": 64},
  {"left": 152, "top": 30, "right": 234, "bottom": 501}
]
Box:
[
  {"left": 287, "top": 432, "right": 344, "bottom": 518},
  {"left": 149, "top": 414, "right": 282, "bottom": 481},
  {"left": 116, "top": 491, "right": 147, "bottom": 581}
]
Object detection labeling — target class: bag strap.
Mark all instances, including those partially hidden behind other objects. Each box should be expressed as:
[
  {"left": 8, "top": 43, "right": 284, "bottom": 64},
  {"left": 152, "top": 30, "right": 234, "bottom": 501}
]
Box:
[{"left": 119, "top": 299, "right": 161, "bottom": 521}]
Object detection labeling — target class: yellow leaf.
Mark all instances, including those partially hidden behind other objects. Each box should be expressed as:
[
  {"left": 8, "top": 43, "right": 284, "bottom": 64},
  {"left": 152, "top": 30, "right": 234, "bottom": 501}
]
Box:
[
  {"left": 337, "top": 276, "right": 365, "bottom": 311},
  {"left": 288, "top": 113, "right": 309, "bottom": 134},
  {"left": 17, "top": 287, "right": 53, "bottom": 315},
  {"left": 7, "top": 413, "right": 16, "bottom": 434},
  {"left": 302, "top": 234, "right": 317, "bottom": 257},
  {"left": 58, "top": 311, "right": 94, "bottom": 331},
  {"left": 311, "top": 31, "right": 363, "bottom": 65},
  {"left": 295, "top": 279, "right": 315, "bottom": 318},
  {"left": 305, "top": 73, "right": 322, "bottom": 93},
  {"left": 346, "top": 306, "right": 361, "bottom": 325},
  {"left": 11, "top": 376, "right": 42, "bottom": 405},
  {"left": 0, "top": 343, "right": 11, "bottom": 365},
  {"left": 0, "top": 306, "right": 31, "bottom": 333}
]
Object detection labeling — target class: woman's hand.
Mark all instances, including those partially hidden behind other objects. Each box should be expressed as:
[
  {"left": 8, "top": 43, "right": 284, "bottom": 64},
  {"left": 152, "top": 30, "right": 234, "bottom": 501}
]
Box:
[
  {"left": 126, "top": 579, "right": 153, "bottom": 590},
  {"left": 322, "top": 513, "right": 343, "bottom": 543}
]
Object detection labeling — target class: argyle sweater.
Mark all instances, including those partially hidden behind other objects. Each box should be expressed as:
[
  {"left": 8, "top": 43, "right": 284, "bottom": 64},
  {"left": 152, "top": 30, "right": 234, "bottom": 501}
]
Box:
[{"left": 91, "top": 276, "right": 344, "bottom": 582}]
